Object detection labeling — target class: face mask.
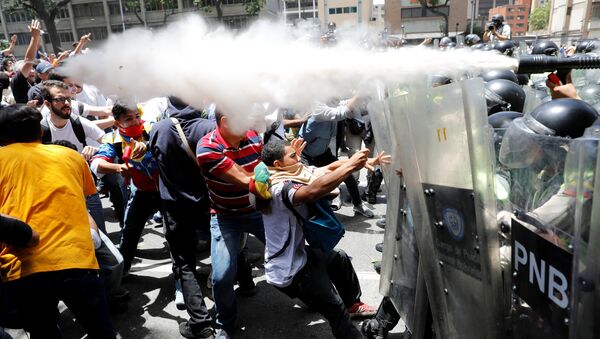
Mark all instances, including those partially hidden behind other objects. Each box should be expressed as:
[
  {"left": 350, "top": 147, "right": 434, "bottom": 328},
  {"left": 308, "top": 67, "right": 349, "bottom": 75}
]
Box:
[{"left": 120, "top": 122, "right": 145, "bottom": 137}]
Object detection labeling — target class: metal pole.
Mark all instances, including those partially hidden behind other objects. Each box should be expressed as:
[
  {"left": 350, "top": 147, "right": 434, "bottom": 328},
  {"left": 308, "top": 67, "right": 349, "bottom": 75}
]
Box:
[
  {"left": 470, "top": 0, "right": 474, "bottom": 34},
  {"left": 323, "top": 0, "right": 328, "bottom": 31},
  {"left": 298, "top": 0, "right": 301, "bottom": 19},
  {"left": 312, "top": 0, "right": 316, "bottom": 18},
  {"left": 357, "top": 0, "right": 362, "bottom": 26},
  {"left": 118, "top": 0, "right": 126, "bottom": 31}
]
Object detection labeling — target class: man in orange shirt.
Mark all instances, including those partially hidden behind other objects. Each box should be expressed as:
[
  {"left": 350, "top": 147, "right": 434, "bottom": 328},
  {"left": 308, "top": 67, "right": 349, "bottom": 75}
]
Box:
[{"left": 0, "top": 104, "right": 116, "bottom": 339}]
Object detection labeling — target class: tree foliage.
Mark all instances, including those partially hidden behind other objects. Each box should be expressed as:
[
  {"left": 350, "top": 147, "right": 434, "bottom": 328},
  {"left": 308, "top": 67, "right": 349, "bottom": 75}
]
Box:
[
  {"left": 529, "top": 2, "right": 550, "bottom": 31},
  {"left": 418, "top": 0, "right": 450, "bottom": 36},
  {"left": 4, "top": 0, "right": 72, "bottom": 54}
]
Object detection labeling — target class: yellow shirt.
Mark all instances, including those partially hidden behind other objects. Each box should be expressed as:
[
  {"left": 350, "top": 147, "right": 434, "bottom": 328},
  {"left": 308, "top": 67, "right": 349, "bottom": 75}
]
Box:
[{"left": 0, "top": 143, "right": 98, "bottom": 281}]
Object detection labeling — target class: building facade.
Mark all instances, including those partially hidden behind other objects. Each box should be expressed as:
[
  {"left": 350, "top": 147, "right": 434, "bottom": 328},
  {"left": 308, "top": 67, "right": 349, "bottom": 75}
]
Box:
[
  {"left": 0, "top": 0, "right": 263, "bottom": 57},
  {"left": 548, "top": 0, "right": 600, "bottom": 42},
  {"left": 384, "top": 0, "right": 468, "bottom": 41}
]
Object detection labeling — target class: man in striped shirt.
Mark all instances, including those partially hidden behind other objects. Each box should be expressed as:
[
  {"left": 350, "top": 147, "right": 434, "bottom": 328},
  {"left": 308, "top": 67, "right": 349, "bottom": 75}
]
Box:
[{"left": 196, "top": 111, "right": 265, "bottom": 338}]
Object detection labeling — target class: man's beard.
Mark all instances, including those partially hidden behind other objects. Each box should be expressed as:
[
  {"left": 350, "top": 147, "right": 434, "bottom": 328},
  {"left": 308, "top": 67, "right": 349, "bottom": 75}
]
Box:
[{"left": 51, "top": 104, "right": 71, "bottom": 120}]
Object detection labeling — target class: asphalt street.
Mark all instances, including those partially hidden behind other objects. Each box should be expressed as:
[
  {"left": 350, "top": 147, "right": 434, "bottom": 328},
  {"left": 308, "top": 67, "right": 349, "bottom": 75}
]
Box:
[{"left": 6, "top": 171, "right": 407, "bottom": 339}]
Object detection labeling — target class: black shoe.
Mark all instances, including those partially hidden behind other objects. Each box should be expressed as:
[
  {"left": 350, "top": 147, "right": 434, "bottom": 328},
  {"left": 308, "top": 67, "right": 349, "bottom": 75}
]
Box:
[
  {"left": 108, "top": 299, "right": 128, "bottom": 314},
  {"left": 361, "top": 318, "right": 387, "bottom": 339},
  {"left": 373, "top": 261, "right": 381, "bottom": 274},
  {"left": 179, "top": 322, "right": 215, "bottom": 339},
  {"left": 375, "top": 242, "right": 383, "bottom": 253}
]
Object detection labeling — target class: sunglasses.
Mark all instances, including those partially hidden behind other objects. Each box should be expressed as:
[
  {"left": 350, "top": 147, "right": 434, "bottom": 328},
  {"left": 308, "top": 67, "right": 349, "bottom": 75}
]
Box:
[{"left": 50, "top": 97, "right": 72, "bottom": 103}]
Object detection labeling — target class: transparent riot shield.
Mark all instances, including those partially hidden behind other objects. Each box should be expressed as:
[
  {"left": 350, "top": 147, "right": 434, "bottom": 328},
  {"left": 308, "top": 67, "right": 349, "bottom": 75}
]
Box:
[
  {"left": 522, "top": 85, "right": 541, "bottom": 114},
  {"left": 569, "top": 127, "right": 600, "bottom": 339},
  {"left": 368, "top": 83, "right": 422, "bottom": 336},
  {"left": 389, "top": 77, "right": 504, "bottom": 338},
  {"left": 498, "top": 114, "right": 580, "bottom": 338}
]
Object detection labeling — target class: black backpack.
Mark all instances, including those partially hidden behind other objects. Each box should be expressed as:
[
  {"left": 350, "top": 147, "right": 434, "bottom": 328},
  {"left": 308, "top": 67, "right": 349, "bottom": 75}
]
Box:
[{"left": 40, "top": 116, "right": 87, "bottom": 147}]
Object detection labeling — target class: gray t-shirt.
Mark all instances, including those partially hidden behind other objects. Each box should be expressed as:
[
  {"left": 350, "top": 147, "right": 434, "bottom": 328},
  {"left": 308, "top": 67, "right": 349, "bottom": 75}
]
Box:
[{"left": 263, "top": 181, "right": 309, "bottom": 287}]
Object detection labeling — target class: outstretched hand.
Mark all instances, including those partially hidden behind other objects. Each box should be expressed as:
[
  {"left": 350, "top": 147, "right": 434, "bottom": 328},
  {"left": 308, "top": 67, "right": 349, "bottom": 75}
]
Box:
[
  {"left": 365, "top": 151, "right": 391, "bottom": 171},
  {"left": 28, "top": 20, "right": 42, "bottom": 39},
  {"left": 290, "top": 138, "right": 306, "bottom": 159}
]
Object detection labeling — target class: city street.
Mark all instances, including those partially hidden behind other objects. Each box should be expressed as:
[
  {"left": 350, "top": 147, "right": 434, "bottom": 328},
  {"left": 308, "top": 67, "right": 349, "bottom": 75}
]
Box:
[{"left": 6, "top": 176, "right": 406, "bottom": 339}]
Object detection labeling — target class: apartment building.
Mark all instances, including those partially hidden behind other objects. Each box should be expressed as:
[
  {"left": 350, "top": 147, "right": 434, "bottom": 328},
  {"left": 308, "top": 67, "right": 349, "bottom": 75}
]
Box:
[
  {"left": 548, "top": 0, "right": 600, "bottom": 42},
  {"left": 0, "top": 0, "right": 262, "bottom": 57}
]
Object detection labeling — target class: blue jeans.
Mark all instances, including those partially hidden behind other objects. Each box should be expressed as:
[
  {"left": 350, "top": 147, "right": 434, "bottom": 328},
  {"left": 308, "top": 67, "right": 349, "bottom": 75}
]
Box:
[
  {"left": 86, "top": 193, "right": 106, "bottom": 234},
  {"left": 210, "top": 211, "right": 265, "bottom": 331},
  {"left": 119, "top": 186, "right": 161, "bottom": 272}
]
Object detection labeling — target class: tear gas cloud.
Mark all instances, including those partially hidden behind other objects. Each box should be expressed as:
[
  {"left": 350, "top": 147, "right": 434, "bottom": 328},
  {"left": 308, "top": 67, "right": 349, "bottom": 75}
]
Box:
[{"left": 61, "top": 16, "right": 517, "bottom": 134}]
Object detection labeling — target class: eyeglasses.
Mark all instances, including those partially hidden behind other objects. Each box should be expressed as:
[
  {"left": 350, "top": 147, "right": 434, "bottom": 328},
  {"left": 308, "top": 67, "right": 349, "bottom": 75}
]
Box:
[{"left": 50, "top": 97, "right": 72, "bottom": 103}]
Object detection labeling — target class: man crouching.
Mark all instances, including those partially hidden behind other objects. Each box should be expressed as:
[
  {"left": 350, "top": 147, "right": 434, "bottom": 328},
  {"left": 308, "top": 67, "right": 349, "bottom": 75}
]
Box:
[{"left": 261, "top": 138, "right": 387, "bottom": 338}]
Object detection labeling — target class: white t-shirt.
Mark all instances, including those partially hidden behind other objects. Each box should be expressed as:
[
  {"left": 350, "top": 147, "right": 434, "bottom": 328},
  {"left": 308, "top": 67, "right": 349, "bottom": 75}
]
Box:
[
  {"left": 45, "top": 116, "right": 105, "bottom": 152},
  {"left": 490, "top": 24, "right": 511, "bottom": 43},
  {"left": 263, "top": 181, "right": 309, "bottom": 287}
]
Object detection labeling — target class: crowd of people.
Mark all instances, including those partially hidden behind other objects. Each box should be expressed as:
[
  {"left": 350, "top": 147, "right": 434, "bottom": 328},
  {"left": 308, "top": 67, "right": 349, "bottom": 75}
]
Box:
[{"left": 1, "top": 15, "right": 600, "bottom": 339}]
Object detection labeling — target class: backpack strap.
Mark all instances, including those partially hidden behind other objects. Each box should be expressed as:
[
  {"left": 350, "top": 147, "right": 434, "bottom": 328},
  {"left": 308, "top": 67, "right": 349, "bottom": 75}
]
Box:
[
  {"left": 70, "top": 116, "right": 87, "bottom": 147},
  {"left": 40, "top": 117, "right": 52, "bottom": 144},
  {"left": 170, "top": 117, "right": 196, "bottom": 161}
]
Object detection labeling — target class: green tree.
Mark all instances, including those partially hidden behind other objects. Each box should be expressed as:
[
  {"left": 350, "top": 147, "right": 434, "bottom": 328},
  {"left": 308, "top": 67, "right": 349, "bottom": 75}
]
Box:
[
  {"left": 529, "top": 2, "right": 550, "bottom": 31},
  {"left": 4, "top": 0, "right": 72, "bottom": 54},
  {"left": 418, "top": 0, "right": 450, "bottom": 36}
]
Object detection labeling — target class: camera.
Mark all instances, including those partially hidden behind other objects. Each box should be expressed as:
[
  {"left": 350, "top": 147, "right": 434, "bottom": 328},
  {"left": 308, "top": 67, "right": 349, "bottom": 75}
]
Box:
[{"left": 487, "top": 22, "right": 495, "bottom": 30}]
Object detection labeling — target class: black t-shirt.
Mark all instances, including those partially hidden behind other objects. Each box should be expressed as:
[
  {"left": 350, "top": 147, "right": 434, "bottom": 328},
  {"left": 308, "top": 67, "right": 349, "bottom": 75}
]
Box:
[{"left": 10, "top": 72, "right": 32, "bottom": 104}]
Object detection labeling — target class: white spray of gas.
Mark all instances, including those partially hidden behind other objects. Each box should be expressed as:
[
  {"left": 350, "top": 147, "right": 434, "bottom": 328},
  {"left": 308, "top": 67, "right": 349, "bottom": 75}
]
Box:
[{"left": 60, "top": 16, "right": 518, "bottom": 134}]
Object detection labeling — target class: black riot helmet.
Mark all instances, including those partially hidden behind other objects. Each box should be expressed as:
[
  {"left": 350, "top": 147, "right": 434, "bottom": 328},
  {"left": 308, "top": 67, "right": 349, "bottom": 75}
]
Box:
[
  {"left": 472, "top": 43, "right": 485, "bottom": 50},
  {"left": 578, "top": 84, "right": 600, "bottom": 106},
  {"left": 489, "top": 111, "right": 524, "bottom": 129},
  {"left": 465, "top": 34, "right": 481, "bottom": 46},
  {"left": 480, "top": 69, "right": 518, "bottom": 83},
  {"left": 531, "top": 40, "right": 559, "bottom": 56},
  {"left": 485, "top": 79, "right": 527, "bottom": 115},
  {"left": 491, "top": 14, "right": 504, "bottom": 28},
  {"left": 516, "top": 73, "right": 530, "bottom": 86},
  {"left": 493, "top": 40, "right": 516, "bottom": 56},
  {"left": 575, "top": 39, "right": 600, "bottom": 54},
  {"left": 439, "top": 37, "right": 452, "bottom": 47},
  {"left": 529, "top": 99, "right": 599, "bottom": 138}
]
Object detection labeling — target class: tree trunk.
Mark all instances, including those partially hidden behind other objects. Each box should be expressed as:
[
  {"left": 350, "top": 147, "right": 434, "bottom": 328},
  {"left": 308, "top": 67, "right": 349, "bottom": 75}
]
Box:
[
  {"left": 215, "top": 0, "right": 223, "bottom": 21},
  {"left": 43, "top": 16, "right": 62, "bottom": 54}
]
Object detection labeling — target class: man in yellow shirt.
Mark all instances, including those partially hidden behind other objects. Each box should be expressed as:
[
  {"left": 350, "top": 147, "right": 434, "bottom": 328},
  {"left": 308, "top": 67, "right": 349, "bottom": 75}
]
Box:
[{"left": 0, "top": 104, "right": 116, "bottom": 338}]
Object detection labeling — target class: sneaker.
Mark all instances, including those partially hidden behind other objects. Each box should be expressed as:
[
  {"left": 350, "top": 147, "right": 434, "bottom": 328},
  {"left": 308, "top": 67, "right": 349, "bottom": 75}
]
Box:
[
  {"left": 331, "top": 196, "right": 342, "bottom": 211},
  {"left": 375, "top": 242, "right": 383, "bottom": 253},
  {"left": 152, "top": 211, "right": 163, "bottom": 224},
  {"left": 348, "top": 301, "right": 377, "bottom": 318},
  {"left": 179, "top": 322, "right": 215, "bottom": 339},
  {"left": 354, "top": 204, "right": 374, "bottom": 218},
  {"left": 375, "top": 217, "right": 386, "bottom": 229},
  {"left": 215, "top": 328, "right": 231, "bottom": 339},
  {"left": 175, "top": 279, "right": 186, "bottom": 310}
]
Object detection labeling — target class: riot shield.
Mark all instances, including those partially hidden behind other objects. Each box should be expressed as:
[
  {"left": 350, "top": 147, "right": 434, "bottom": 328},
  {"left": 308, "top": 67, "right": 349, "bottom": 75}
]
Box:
[
  {"left": 522, "top": 85, "right": 541, "bottom": 114},
  {"left": 389, "top": 77, "right": 504, "bottom": 338},
  {"left": 569, "top": 127, "right": 600, "bottom": 339},
  {"left": 498, "top": 114, "right": 580, "bottom": 338},
  {"left": 368, "top": 83, "right": 422, "bottom": 335}
]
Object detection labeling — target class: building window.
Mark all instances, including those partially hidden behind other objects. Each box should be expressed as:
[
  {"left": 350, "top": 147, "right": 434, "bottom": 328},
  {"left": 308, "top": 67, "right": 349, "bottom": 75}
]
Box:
[
  {"left": 329, "top": 8, "right": 335, "bottom": 14},
  {"left": 78, "top": 27, "right": 108, "bottom": 40},
  {"left": 350, "top": 6, "right": 357, "bottom": 13},
  {"left": 516, "top": 15, "right": 524, "bottom": 20},
  {"left": 146, "top": 0, "right": 178, "bottom": 11},
  {"left": 223, "top": 15, "right": 255, "bottom": 30},
  {"left": 183, "top": 0, "right": 196, "bottom": 8},
  {"left": 593, "top": 3, "right": 600, "bottom": 19},
  {"left": 401, "top": 6, "right": 449, "bottom": 18},
  {"left": 58, "top": 31, "right": 74, "bottom": 43},
  {"left": 507, "top": 16, "right": 514, "bottom": 20},
  {"left": 5, "top": 10, "right": 33, "bottom": 23},
  {"left": 14, "top": 33, "right": 30, "bottom": 46},
  {"left": 72, "top": 3, "right": 105, "bottom": 17},
  {"left": 516, "top": 23, "right": 524, "bottom": 28}
]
